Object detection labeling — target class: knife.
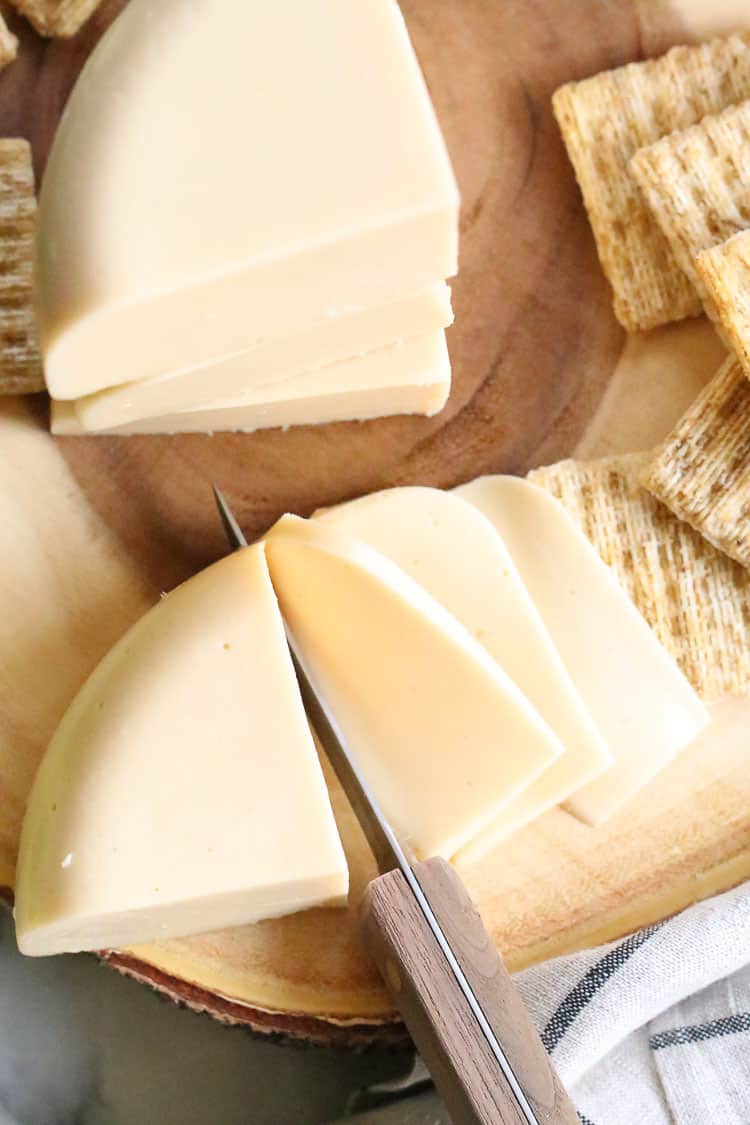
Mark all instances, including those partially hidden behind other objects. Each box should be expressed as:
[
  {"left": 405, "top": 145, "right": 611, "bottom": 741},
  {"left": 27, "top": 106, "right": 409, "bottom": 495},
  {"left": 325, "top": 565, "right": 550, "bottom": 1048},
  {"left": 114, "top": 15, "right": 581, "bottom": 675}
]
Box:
[{"left": 214, "top": 487, "right": 578, "bottom": 1125}]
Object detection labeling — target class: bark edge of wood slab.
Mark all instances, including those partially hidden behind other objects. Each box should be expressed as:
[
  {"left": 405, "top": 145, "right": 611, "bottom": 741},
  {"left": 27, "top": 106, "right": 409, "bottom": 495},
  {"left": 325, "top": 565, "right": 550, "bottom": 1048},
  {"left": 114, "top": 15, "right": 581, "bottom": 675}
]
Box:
[{"left": 362, "top": 858, "right": 578, "bottom": 1123}]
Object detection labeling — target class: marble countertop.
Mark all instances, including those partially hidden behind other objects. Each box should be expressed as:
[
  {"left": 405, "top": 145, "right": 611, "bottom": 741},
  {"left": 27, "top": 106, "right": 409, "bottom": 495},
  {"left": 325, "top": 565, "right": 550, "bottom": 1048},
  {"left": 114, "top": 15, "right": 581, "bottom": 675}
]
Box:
[{"left": 0, "top": 909, "right": 412, "bottom": 1125}]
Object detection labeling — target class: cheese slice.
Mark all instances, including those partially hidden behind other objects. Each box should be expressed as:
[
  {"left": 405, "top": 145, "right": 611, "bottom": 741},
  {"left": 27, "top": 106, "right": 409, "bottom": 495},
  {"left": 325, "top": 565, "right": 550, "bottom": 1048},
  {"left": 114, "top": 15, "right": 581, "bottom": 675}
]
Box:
[
  {"left": 314, "top": 487, "right": 612, "bottom": 859},
  {"left": 456, "top": 476, "right": 710, "bottom": 823},
  {"left": 51, "top": 332, "right": 451, "bottom": 436},
  {"left": 38, "top": 0, "right": 459, "bottom": 399},
  {"left": 264, "top": 515, "right": 564, "bottom": 861},
  {"left": 74, "top": 285, "right": 454, "bottom": 432},
  {"left": 14, "top": 546, "right": 348, "bottom": 957}
]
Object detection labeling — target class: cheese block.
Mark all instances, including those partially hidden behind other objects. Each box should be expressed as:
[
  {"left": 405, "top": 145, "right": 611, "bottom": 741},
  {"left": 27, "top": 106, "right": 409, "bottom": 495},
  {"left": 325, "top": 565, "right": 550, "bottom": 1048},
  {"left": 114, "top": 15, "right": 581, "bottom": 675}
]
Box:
[
  {"left": 51, "top": 332, "right": 451, "bottom": 436},
  {"left": 14, "top": 546, "right": 348, "bottom": 956},
  {"left": 37, "top": 0, "right": 459, "bottom": 400},
  {"left": 314, "top": 487, "right": 612, "bottom": 859},
  {"left": 264, "top": 515, "right": 564, "bottom": 861},
  {"left": 73, "top": 285, "right": 453, "bottom": 432},
  {"left": 456, "top": 476, "right": 710, "bottom": 824}
]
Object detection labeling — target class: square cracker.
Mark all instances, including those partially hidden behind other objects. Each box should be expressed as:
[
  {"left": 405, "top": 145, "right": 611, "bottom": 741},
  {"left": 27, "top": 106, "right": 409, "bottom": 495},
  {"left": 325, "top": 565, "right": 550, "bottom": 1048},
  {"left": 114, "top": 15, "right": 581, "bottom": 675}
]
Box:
[
  {"left": 643, "top": 356, "right": 750, "bottom": 571},
  {"left": 0, "top": 139, "right": 43, "bottom": 395},
  {"left": 696, "top": 229, "right": 750, "bottom": 376},
  {"left": 529, "top": 453, "right": 750, "bottom": 703},
  {"left": 8, "top": 0, "right": 102, "bottom": 38},
  {"left": 552, "top": 33, "right": 750, "bottom": 333},
  {"left": 631, "top": 99, "right": 750, "bottom": 301}
]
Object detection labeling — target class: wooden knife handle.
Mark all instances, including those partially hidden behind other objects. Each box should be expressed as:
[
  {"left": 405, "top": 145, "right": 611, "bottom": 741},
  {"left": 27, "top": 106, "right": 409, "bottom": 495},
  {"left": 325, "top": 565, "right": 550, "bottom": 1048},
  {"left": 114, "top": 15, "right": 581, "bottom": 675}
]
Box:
[{"left": 361, "top": 857, "right": 578, "bottom": 1125}]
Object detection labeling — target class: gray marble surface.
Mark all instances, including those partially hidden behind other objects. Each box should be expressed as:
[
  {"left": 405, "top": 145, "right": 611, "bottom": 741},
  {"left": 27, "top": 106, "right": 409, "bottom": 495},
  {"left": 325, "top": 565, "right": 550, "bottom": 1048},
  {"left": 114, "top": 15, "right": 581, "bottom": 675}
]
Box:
[{"left": 0, "top": 909, "right": 412, "bottom": 1125}]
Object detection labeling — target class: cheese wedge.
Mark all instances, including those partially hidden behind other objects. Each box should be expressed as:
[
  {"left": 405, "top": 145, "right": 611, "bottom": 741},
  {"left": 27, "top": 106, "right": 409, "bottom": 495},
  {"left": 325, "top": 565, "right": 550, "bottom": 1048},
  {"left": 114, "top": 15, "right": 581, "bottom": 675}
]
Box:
[
  {"left": 74, "top": 285, "right": 453, "bottom": 432},
  {"left": 264, "top": 515, "right": 564, "bottom": 861},
  {"left": 456, "top": 476, "right": 710, "bottom": 824},
  {"left": 314, "top": 488, "right": 612, "bottom": 858},
  {"left": 14, "top": 546, "right": 348, "bottom": 956},
  {"left": 38, "top": 0, "right": 459, "bottom": 399},
  {"left": 51, "top": 332, "right": 451, "bottom": 436}
]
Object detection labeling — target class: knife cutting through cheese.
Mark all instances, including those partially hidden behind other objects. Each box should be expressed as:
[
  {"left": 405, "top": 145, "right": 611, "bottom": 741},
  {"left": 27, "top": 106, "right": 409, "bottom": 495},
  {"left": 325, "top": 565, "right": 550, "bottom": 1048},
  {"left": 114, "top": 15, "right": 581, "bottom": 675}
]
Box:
[
  {"left": 12, "top": 464, "right": 715, "bottom": 1120},
  {"left": 14, "top": 478, "right": 710, "bottom": 957},
  {"left": 214, "top": 491, "right": 580, "bottom": 1125},
  {"left": 15, "top": 485, "right": 582, "bottom": 1123},
  {"left": 14, "top": 491, "right": 565, "bottom": 958}
]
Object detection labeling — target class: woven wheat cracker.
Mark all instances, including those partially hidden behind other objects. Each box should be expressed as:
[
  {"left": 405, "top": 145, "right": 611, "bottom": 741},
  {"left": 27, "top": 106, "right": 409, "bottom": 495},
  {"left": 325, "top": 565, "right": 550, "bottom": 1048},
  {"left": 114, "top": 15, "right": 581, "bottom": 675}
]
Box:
[
  {"left": 529, "top": 453, "right": 750, "bottom": 702},
  {"left": 0, "top": 140, "right": 43, "bottom": 395},
  {"left": 643, "top": 357, "right": 750, "bottom": 570},
  {"left": 696, "top": 230, "right": 750, "bottom": 376},
  {"left": 631, "top": 99, "right": 750, "bottom": 300},
  {"left": 553, "top": 33, "right": 750, "bottom": 332},
  {"left": 8, "top": 0, "right": 102, "bottom": 38}
]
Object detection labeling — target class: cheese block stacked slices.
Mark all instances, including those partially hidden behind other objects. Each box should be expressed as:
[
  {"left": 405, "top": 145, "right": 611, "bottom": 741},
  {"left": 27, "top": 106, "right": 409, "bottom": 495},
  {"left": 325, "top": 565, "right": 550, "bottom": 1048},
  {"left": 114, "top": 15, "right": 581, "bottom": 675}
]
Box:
[
  {"left": 15, "top": 481, "right": 709, "bottom": 956},
  {"left": 40, "top": 0, "right": 459, "bottom": 435}
]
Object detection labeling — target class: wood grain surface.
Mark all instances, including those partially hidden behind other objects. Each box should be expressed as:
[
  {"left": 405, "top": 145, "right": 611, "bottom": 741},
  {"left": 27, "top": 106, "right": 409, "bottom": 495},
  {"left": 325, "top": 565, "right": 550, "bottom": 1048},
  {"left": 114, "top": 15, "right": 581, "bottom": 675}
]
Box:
[
  {"left": 362, "top": 858, "right": 578, "bottom": 1122},
  {"left": 0, "top": 0, "right": 748, "bottom": 1044}
]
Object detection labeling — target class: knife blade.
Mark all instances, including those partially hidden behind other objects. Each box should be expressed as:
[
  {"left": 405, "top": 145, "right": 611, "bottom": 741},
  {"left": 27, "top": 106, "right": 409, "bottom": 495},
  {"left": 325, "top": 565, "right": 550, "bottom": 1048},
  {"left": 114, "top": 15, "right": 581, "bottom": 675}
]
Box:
[{"left": 213, "top": 486, "right": 575, "bottom": 1125}]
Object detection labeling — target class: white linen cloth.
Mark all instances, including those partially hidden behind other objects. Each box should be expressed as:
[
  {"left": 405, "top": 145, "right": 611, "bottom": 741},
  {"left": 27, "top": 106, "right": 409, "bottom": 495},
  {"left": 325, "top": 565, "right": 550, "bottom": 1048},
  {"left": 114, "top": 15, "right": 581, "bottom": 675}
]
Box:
[{"left": 335, "top": 880, "right": 750, "bottom": 1124}]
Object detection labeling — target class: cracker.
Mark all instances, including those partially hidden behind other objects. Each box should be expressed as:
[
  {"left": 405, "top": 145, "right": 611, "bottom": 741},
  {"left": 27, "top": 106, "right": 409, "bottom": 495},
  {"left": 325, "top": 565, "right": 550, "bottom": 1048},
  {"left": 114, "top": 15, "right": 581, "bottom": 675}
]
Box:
[
  {"left": 642, "top": 357, "right": 750, "bottom": 570},
  {"left": 0, "top": 15, "right": 18, "bottom": 70},
  {"left": 0, "top": 139, "right": 43, "bottom": 395},
  {"left": 696, "top": 229, "right": 750, "bottom": 376},
  {"left": 552, "top": 33, "right": 750, "bottom": 332},
  {"left": 529, "top": 453, "right": 750, "bottom": 702},
  {"left": 631, "top": 99, "right": 750, "bottom": 299},
  {"left": 8, "top": 0, "right": 102, "bottom": 38}
]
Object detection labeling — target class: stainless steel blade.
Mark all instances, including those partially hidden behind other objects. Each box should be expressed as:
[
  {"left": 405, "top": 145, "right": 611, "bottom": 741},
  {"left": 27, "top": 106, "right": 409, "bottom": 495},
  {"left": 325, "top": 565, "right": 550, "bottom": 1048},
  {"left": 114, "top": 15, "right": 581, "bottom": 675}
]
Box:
[
  {"left": 212, "top": 486, "right": 542, "bottom": 1125},
  {"left": 213, "top": 487, "right": 405, "bottom": 872}
]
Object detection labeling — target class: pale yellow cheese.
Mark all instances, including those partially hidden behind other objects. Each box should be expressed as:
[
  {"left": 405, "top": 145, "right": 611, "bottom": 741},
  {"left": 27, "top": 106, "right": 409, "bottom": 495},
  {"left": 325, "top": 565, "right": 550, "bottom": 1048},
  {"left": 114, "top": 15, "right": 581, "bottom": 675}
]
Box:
[
  {"left": 51, "top": 332, "right": 451, "bottom": 435},
  {"left": 314, "top": 487, "right": 612, "bottom": 859},
  {"left": 74, "top": 285, "right": 453, "bottom": 431},
  {"left": 14, "top": 546, "right": 348, "bottom": 956},
  {"left": 456, "top": 476, "right": 710, "bottom": 824},
  {"left": 264, "top": 515, "right": 564, "bottom": 861},
  {"left": 38, "top": 0, "right": 459, "bottom": 399}
]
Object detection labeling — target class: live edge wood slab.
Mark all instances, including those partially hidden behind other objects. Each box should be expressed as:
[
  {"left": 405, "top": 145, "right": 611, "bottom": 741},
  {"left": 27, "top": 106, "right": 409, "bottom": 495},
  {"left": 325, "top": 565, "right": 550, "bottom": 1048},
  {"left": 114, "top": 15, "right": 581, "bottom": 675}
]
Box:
[{"left": 0, "top": 0, "right": 749, "bottom": 1044}]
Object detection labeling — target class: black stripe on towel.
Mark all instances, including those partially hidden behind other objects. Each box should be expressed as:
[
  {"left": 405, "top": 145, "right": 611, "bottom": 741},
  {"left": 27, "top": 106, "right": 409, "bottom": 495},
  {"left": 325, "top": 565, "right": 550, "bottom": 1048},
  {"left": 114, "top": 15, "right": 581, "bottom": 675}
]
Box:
[
  {"left": 650, "top": 1011, "right": 750, "bottom": 1050},
  {"left": 541, "top": 923, "right": 664, "bottom": 1053}
]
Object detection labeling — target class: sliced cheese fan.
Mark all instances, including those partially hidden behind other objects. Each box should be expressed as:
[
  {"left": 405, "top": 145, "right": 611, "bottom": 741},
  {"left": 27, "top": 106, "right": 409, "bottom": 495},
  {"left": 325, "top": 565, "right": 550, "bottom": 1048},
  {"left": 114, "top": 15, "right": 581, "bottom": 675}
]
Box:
[
  {"left": 14, "top": 546, "right": 348, "bottom": 956},
  {"left": 314, "top": 487, "right": 612, "bottom": 860},
  {"left": 456, "top": 476, "right": 710, "bottom": 824},
  {"left": 264, "top": 514, "right": 565, "bottom": 861}
]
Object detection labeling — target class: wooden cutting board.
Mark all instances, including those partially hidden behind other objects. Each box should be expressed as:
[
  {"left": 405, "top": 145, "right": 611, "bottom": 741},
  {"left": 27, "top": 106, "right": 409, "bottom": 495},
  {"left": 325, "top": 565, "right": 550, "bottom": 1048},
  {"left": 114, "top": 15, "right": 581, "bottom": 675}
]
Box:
[{"left": 1, "top": 0, "right": 749, "bottom": 1045}]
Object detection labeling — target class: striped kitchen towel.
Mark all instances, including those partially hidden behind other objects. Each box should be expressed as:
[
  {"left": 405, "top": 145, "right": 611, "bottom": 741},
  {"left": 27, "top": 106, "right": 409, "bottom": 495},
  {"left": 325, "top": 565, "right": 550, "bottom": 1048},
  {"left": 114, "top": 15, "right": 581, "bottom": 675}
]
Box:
[{"left": 335, "top": 879, "right": 750, "bottom": 1124}]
